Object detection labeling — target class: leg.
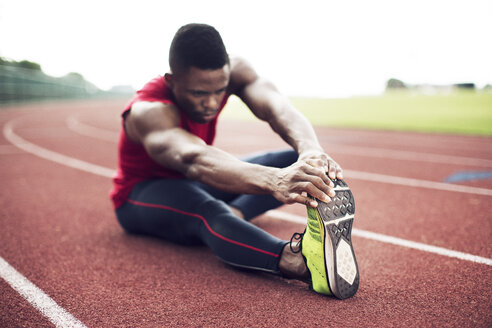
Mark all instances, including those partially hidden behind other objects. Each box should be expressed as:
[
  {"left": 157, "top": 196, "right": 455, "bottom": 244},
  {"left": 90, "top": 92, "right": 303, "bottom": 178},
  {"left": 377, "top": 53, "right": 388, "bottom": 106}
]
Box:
[{"left": 115, "top": 179, "right": 287, "bottom": 274}]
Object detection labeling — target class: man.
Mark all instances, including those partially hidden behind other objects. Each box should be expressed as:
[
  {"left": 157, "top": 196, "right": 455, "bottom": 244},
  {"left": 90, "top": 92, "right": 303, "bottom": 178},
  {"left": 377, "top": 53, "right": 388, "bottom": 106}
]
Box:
[{"left": 110, "top": 23, "right": 359, "bottom": 299}]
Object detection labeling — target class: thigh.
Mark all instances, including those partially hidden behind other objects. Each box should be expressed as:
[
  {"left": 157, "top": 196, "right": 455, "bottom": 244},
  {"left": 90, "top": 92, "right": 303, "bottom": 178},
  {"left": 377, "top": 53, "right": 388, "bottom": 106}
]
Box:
[{"left": 115, "top": 179, "right": 218, "bottom": 244}]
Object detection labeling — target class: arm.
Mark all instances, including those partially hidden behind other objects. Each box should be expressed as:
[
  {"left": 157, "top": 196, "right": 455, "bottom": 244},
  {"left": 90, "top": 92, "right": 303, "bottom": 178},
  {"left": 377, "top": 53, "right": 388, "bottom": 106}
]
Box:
[
  {"left": 125, "top": 101, "right": 333, "bottom": 205},
  {"left": 230, "top": 57, "right": 343, "bottom": 181}
]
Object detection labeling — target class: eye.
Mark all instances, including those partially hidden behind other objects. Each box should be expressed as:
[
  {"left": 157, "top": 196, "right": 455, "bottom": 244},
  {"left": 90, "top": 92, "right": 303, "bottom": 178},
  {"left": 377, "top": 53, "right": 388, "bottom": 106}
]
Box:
[{"left": 190, "top": 90, "right": 207, "bottom": 97}]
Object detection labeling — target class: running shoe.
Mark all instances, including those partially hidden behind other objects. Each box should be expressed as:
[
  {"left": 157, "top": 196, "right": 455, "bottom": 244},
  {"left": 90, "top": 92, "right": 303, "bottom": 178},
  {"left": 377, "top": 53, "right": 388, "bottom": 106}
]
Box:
[{"left": 301, "top": 178, "right": 359, "bottom": 299}]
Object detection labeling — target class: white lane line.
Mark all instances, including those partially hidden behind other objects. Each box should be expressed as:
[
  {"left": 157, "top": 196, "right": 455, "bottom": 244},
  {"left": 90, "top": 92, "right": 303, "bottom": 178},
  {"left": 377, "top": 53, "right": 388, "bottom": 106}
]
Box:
[
  {"left": 266, "top": 210, "right": 492, "bottom": 266},
  {"left": 67, "top": 115, "right": 492, "bottom": 168},
  {"left": 329, "top": 145, "right": 492, "bottom": 168},
  {"left": 66, "top": 116, "right": 492, "bottom": 196},
  {"left": 4, "top": 119, "right": 114, "bottom": 178},
  {"left": 344, "top": 169, "right": 492, "bottom": 196},
  {"left": 3, "top": 117, "right": 492, "bottom": 267},
  {"left": 14, "top": 114, "right": 492, "bottom": 197},
  {"left": 0, "top": 256, "right": 87, "bottom": 328},
  {"left": 66, "top": 116, "right": 118, "bottom": 142}
]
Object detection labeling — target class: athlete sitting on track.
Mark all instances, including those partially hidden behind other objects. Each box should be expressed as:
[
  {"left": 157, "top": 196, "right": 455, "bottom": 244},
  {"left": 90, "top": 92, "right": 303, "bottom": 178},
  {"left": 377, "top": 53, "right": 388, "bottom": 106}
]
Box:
[{"left": 110, "top": 23, "right": 359, "bottom": 299}]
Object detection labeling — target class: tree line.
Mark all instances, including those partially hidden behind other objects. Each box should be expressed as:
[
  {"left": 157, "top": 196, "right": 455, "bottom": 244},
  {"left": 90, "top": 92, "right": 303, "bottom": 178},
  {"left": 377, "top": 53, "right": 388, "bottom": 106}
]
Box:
[{"left": 0, "top": 57, "right": 102, "bottom": 104}]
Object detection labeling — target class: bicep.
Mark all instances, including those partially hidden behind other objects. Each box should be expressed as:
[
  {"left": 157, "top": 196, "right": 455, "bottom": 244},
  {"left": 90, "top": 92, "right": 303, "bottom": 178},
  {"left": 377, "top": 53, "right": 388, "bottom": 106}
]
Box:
[{"left": 126, "top": 101, "right": 207, "bottom": 170}]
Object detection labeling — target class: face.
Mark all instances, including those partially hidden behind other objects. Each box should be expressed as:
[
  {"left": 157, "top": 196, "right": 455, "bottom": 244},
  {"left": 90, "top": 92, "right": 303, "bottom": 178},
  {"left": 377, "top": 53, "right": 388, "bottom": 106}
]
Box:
[{"left": 166, "top": 65, "right": 230, "bottom": 124}]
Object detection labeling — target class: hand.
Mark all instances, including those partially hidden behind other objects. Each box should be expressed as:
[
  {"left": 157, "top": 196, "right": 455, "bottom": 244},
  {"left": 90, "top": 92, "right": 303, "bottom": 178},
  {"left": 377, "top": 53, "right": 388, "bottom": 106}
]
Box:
[
  {"left": 298, "top": 150, "right": 344, "bottom": 180},
  {"left": 272, "top": 160, "right": 335, "bottom": 208}
]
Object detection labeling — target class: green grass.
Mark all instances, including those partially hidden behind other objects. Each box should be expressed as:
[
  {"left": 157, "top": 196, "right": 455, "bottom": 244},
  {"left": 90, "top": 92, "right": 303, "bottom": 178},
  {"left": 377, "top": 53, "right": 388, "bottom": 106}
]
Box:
[{"left": 222, "top": 91, "right": 492, "bottom": 136}]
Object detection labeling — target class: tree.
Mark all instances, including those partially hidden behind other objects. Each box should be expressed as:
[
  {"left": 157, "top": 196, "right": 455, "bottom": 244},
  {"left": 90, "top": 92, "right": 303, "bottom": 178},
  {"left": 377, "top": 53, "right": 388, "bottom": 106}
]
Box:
[
  {"left": 17, "top": 60, "right": 42, "bottom": 71},
  {"left": 386, "top": 78, "right": 406, "bottom": 90},
  {"left": 0, "top": 57, "right": 42, "bottom": 71}
]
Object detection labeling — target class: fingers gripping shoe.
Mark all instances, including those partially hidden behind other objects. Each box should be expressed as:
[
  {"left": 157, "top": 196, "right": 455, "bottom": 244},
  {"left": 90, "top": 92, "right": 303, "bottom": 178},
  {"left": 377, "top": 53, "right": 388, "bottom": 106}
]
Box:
[{"left": 301, "top": 178, "right": 359, "bottom": 299}]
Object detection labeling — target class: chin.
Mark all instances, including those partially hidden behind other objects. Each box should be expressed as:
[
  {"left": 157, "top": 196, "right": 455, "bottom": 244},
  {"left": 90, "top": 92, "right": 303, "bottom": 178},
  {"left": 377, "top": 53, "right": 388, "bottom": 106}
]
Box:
[{"left": 191, "top": 116, "right": 212, "bottom": 124}]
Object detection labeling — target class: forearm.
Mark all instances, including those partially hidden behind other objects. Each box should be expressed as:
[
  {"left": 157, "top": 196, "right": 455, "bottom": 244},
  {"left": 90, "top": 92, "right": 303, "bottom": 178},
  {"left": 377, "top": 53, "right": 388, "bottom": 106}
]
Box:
[
  {"left": 254, "top": 92, "right": 323, "bottom": 155},
  {"left": 153, "top": 142, "right": 278, "bottom": 195},
  {"left": 232, "top": 59, "right": 324, "bottom": 156},
  {"left": 268, "top": 99, "right": 323, "bottom": 155},
  {"left": 181, "top": 145, "right": 334, "bottom": 206},
  {"left": 187, "top": 147, "right": 278, "bottom": 194},
  {"left": 146, "top": 131, "right": 334, "bottom": 206},
  {"left": 246, "top": 90, "right": 342, "bottom": 178}
]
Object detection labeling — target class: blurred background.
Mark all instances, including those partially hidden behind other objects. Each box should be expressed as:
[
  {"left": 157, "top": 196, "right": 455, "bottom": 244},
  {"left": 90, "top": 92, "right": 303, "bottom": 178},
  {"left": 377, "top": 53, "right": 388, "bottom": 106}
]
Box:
[{"left": 1, "top": 0, "right": 491, "bottom": 134}]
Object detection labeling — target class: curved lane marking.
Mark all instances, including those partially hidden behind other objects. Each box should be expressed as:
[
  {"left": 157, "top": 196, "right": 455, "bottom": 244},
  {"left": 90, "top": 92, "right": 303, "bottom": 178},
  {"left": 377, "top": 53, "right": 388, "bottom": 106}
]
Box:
[
  {"left": 5, "top": 118, "right": 114, "bottom": 178},
  {"left": 66, "top": 115, "right": 492, "bottom": 196},
  {"left": 66, "top": 116, "right": 118, "bottom": 143},
  {"left": 3, "top": 115, "right": 492, "bottom": 267},
  {"left": 67, "top": 115, "right": 492, "bottom": 168}
]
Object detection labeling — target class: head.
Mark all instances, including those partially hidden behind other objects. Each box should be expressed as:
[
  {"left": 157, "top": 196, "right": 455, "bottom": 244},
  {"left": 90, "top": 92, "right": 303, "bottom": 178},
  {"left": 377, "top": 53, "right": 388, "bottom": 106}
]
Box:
[{"left": 165, "top": 23, "right": 230, "bottom": 123}]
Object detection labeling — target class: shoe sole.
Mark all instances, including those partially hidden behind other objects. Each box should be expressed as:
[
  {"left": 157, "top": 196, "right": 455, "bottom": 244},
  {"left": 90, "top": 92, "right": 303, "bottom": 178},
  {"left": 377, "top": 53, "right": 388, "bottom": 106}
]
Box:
[{"left": 315, "top": 179, "right": 359, "bottom": 299}]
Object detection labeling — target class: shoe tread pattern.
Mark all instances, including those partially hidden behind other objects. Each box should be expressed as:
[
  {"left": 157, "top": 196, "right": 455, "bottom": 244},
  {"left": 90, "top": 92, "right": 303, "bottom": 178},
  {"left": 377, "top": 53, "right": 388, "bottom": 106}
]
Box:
[
  {"left": 317, "top": 182, "right": 355, "bottom": 220},
  {"left": 326, "top": 219, "right": 359, "bottom": 299},
  {"left": 317, "top": 178, "right": 359, "bottom": 299}
]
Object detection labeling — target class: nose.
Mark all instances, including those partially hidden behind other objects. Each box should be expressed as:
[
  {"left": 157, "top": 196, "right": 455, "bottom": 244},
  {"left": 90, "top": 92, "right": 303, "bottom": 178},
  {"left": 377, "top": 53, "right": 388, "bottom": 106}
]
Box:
[{"left": 203, "top": 95, "right": 219, "bottom": 110}]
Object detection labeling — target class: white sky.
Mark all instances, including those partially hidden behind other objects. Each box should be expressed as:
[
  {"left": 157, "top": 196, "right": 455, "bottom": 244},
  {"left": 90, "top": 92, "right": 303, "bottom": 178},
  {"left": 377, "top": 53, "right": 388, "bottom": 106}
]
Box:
[{"left": 1, "top": 0, "right": 491, "bottom": 97}]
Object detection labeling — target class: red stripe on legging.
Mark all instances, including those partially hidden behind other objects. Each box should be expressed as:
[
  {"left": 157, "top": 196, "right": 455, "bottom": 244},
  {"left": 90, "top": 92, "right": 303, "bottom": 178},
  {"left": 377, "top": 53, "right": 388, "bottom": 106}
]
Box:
[{"left": 127, "top": 199, "right": 279, "bottom": 258}]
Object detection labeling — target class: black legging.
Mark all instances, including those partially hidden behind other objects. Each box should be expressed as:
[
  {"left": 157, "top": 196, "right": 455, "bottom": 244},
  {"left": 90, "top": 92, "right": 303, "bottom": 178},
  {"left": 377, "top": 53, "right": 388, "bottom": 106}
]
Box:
[{"left": 115, "top": 150, "right": 298, "bottom": 274}]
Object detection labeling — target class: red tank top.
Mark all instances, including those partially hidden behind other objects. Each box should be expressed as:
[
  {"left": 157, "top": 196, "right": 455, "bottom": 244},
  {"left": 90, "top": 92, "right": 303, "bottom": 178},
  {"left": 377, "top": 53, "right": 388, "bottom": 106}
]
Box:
[{"left": 110, "top": 76, "right": 230, "bottom": 209}]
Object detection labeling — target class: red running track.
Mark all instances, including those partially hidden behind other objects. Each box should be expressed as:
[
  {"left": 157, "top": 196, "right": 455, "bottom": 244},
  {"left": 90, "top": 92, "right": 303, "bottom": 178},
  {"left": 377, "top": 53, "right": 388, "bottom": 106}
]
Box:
[{"left": 1, "top": 99, "right": 491, "bottom": 327}]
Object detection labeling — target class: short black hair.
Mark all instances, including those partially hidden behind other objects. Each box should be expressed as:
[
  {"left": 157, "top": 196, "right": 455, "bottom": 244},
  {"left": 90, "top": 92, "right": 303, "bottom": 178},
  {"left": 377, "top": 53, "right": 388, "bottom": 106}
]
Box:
[{"left": 169, "top": 23, "right": 229, "bottom": 73}]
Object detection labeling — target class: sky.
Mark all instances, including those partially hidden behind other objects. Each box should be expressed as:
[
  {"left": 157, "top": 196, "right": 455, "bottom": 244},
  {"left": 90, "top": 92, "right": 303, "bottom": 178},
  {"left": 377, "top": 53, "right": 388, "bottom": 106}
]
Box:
[{"left": 1, "top": 0, "right": 491, "bottom": 98}]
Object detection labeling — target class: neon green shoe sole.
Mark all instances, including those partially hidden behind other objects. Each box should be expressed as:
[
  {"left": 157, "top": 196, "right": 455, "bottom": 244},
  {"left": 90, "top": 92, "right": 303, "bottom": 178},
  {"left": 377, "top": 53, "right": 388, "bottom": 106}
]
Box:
[{"left": 301, "top": 178, "right": 359, "bottom": 299}]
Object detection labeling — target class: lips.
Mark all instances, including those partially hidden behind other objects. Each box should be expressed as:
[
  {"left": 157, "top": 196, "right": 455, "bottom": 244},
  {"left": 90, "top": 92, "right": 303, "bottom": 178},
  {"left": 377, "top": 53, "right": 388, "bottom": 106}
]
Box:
[{"left": 202, "top": 110, "right": 218, "bottom": 119}]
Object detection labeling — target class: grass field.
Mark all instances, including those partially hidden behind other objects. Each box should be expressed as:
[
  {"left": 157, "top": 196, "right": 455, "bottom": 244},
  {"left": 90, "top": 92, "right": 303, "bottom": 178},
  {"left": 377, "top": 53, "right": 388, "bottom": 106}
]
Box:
[{"left": 222, "top": 90, "right": 492, "bottom": 136}]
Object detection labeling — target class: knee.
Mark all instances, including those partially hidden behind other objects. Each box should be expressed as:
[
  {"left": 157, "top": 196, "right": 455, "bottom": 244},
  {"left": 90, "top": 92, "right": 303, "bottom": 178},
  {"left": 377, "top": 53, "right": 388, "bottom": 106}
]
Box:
[
  {"left": 198, "top": 199, "right": 232, "bottom": 219},
  {"left": 114, "top": 210, "right": 141, "bottom": 234},
  {"left": 197, "top": 199, "right": 243, "bottom": 233}
]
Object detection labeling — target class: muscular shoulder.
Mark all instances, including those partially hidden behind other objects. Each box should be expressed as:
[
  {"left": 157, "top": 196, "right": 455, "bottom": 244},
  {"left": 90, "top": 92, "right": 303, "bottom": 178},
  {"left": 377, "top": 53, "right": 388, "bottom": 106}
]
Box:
[
  {"left": 228, "top": 57, "right": 260, "bottom": 95},
  {"left": 125, "top": 101, "right": 180, "bottom": 143}
]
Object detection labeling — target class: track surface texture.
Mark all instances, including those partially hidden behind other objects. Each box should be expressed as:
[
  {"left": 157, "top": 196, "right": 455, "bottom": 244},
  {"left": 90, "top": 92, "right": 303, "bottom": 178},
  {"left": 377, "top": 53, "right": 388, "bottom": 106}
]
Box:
[{"left": 1, "top": 99, "right": 491, "bottom": 327}]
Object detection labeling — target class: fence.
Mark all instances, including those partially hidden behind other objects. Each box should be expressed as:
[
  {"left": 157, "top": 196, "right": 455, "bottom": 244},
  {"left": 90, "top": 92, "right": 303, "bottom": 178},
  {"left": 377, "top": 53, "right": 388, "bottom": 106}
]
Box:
[{"left": 0, "top": 64, "right": 101, "bottom": 103}]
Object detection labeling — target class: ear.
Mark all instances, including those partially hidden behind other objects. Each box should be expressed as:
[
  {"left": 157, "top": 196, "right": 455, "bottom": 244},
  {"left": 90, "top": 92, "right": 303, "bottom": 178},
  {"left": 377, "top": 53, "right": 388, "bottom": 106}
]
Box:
[{"left": 164, "top": 73, "right": 174, "bottom": 87}]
